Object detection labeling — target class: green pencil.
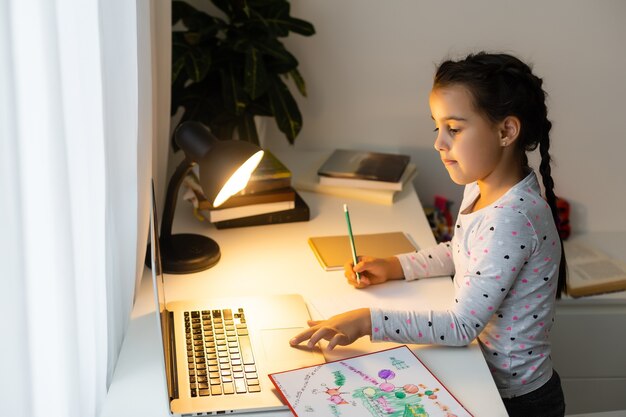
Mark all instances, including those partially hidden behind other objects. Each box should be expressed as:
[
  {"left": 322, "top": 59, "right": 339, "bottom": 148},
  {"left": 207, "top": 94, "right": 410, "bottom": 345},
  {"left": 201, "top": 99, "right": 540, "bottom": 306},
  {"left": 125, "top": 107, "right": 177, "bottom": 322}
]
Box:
[{"left": 343, "top": 204, "right": 361, "bottom": 284}]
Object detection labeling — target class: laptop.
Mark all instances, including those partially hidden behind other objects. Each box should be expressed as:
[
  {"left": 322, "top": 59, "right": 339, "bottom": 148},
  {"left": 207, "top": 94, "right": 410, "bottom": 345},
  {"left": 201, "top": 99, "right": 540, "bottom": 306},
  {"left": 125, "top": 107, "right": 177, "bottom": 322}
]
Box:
[{"left": 147, "top": 182, "right": 325, "bottom": 415}]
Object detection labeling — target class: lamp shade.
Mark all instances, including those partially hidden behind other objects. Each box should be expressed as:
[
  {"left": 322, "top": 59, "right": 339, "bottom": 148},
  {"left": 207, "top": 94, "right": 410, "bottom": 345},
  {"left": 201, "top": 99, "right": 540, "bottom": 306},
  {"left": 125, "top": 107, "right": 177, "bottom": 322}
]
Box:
[{"left": 175, "top": 122, "right": 264, "bottom": 207}]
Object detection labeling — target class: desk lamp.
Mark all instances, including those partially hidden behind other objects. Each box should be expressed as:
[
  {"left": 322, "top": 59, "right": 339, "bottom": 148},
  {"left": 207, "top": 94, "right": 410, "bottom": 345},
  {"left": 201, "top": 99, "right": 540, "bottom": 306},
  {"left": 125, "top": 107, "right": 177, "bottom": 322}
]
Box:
[{"left": 157, "top": 121, "right": 264, "bottom": 274}]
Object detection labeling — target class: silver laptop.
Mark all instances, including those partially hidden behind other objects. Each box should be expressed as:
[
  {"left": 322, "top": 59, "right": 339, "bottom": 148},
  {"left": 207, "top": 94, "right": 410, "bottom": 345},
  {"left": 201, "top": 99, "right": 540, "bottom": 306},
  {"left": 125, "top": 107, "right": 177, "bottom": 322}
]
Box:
[{"left": 148, "top": 182, "right": 325, "bottom": 415}]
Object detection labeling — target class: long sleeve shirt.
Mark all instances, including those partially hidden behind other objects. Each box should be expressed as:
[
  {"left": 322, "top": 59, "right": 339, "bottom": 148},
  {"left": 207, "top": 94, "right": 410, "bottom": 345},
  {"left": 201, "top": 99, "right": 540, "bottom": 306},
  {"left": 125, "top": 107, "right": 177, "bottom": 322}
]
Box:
[{"left": 370, "top": 171, "right": 561, "bottom": 398}]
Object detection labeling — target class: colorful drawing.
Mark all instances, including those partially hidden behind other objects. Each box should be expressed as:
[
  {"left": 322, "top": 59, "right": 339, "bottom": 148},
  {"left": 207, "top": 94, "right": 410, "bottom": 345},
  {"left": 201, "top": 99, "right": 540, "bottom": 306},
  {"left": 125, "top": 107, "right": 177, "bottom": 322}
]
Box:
[{"left": 269, "top": 346, "right": 472, "bottom": 417}]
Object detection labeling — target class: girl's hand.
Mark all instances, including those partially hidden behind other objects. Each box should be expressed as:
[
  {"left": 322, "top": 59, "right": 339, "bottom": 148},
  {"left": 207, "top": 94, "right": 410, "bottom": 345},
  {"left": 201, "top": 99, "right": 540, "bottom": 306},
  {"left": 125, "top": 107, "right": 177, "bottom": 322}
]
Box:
[
  {"left": 289, "top": 308, "right": 372, "bottom": 350},
  {"left": 344, "top": 256, "right": 404, "bottom": 289}
]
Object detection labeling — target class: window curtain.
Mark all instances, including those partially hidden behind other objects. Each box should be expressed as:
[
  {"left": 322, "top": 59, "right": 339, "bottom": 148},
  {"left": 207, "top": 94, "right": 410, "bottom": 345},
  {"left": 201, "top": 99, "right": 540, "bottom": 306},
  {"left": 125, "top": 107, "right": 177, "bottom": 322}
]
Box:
[{"left": 0, "top": 0, "right": 162, "bottom": 416}]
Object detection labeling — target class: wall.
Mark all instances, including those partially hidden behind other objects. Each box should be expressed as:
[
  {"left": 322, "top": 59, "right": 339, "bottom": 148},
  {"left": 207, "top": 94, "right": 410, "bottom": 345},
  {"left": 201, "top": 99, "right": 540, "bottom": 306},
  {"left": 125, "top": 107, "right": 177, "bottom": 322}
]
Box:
[{"left": 263, "top": 0, "right": 626, "bottom": 233}]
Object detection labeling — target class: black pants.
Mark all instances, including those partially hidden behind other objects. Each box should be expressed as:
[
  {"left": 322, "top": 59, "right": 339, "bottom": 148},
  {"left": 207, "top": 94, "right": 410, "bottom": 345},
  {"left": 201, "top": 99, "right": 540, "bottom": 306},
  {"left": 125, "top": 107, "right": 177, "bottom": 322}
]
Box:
[{"left": 502, "top": 370, "right": 566, "bottom": 417}]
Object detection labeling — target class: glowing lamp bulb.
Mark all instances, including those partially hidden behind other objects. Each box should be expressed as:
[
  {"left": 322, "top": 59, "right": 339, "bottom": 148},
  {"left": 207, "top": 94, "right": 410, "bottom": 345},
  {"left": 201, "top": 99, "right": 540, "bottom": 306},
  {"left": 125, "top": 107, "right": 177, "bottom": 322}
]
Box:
[{"left": 212, "top": 150, "right": 264, "bottom": 208}]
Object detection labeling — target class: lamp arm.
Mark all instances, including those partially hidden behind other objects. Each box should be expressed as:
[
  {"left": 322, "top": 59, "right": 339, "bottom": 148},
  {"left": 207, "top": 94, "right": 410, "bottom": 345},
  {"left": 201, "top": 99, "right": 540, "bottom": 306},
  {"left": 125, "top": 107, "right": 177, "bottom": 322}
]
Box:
[{"left": 160, "top": 158, "right": 194, "bottom": 240}]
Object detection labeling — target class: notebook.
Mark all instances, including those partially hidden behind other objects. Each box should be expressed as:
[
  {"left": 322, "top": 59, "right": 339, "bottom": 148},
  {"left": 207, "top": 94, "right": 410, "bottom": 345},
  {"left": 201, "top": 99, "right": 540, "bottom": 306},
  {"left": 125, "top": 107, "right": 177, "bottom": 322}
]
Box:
[
  {"left": 308, "top": 231, "right": 417, "bottom": 271},
  {"left": 147, "top": 181, "right": 325, "bottom": 415}
]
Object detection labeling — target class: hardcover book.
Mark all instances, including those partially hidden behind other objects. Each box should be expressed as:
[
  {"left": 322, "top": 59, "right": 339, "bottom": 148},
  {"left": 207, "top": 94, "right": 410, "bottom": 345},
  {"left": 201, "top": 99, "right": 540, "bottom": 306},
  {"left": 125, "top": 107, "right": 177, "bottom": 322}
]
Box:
[
  {"left": 293, "top": 174, "right": 402, "bottom": 206},
  {"left": 199, "top": 187, "right": 296, "bottom": 210},
  {"left": 319, "top": 163, "right": 417, "bottom": 191},
  {"left": 206, "top": 200, "right": 295, "bottom": 222},
  {"left": 213, "top": 191, "right": 310, "bottom": 229},
  {"left": 269, "top": 345, "right": 472, "bottom": 417},
  {"left": 318, "top": 149, "right": 410, "bottom": 183}
]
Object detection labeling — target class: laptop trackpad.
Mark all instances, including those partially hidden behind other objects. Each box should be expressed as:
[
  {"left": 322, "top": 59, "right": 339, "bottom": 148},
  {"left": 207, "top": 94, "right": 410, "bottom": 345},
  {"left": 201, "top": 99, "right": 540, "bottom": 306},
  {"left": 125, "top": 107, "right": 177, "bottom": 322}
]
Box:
[{"left": 260, "top": 328, "right": 324, "bottom": 371}]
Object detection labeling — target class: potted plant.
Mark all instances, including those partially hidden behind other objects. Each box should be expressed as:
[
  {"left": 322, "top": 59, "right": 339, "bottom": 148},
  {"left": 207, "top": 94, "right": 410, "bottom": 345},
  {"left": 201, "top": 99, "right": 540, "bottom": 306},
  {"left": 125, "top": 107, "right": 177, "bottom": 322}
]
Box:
[{"left": 171, "top": 0, "right": 315, "bottom": 148}]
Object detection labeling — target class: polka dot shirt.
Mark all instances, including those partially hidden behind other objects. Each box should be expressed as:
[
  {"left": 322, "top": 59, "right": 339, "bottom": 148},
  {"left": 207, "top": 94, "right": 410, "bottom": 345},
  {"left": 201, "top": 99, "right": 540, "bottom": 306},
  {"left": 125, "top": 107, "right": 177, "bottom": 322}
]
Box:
[{"left": 370, "top": 171, "right": 561, "bottom": 398}]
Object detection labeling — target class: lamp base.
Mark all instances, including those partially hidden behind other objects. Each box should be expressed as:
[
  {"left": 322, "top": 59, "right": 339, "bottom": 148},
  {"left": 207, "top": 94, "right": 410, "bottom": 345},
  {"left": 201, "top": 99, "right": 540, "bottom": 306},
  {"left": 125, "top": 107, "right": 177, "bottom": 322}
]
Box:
[{"left": 146, "top": 233, "right": 221, "bottom": 274}]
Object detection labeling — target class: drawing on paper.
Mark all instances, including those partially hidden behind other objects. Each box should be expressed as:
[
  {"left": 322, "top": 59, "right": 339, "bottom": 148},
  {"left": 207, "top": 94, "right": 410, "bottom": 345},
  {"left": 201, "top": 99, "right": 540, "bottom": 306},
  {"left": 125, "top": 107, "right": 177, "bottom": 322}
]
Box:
[{"left": 269, "top": 346, "right": 472, "bottom": 417}]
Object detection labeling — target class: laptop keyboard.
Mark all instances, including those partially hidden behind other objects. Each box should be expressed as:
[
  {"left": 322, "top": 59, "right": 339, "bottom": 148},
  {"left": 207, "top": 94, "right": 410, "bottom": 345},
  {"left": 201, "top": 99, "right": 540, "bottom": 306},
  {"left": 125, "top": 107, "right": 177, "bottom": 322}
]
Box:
[{"left": 185, "top": 308, "right": 260, "bottom": 397}]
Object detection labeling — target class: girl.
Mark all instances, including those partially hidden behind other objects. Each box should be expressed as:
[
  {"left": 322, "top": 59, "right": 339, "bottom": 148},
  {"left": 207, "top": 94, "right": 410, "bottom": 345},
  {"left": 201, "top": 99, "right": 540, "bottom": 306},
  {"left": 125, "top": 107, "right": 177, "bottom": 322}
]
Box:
[{"left": 290, "top": 52, "right": 567, "bottom": 416}]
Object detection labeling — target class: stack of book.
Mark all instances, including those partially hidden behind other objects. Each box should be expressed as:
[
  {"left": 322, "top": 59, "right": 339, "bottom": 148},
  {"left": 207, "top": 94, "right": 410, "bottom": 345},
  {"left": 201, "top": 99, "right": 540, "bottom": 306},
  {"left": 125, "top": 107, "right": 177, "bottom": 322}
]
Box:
[
  {"left": 305, "top": 149, "right": 417, "bottom": 204},
  {"left": 184, "top": 151, "right": 310, "bottom": 229}
]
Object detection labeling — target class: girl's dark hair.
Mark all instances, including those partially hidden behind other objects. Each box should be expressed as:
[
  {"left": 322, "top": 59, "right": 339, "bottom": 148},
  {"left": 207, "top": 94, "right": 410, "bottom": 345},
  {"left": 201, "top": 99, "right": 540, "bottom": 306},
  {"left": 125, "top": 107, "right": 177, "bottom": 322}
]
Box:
[{"left": 434, "top": 52, "right": 567, "bottom": 298}]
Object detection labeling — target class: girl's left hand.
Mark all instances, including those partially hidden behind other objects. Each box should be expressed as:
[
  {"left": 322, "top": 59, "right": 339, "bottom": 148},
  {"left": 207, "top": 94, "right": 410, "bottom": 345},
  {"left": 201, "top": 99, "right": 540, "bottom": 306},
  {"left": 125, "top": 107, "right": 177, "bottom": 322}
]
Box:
[{"left": 289, "top": 308, "right": 372, "bottom": 350}]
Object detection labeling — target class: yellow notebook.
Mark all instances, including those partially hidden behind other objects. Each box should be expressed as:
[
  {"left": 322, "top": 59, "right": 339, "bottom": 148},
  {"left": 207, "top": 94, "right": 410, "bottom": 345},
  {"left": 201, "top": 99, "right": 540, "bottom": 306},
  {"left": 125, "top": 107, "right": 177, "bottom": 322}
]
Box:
[{"left": 308, "top": 231, "right": 417, "bottom": 271}]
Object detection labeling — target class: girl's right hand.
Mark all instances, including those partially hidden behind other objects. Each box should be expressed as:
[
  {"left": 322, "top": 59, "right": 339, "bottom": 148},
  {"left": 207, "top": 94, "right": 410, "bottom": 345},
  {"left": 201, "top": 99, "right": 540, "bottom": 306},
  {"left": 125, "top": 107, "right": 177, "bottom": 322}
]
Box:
[{"left": 344, "top": 256, "right": 404, "bottom": 289}]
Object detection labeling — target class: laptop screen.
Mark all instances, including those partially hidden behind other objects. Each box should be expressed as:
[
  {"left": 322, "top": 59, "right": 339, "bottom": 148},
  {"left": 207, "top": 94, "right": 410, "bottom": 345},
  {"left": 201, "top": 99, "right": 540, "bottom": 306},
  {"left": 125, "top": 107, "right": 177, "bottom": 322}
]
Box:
[{"left": 148, "top": 180, "right": 178, "bottom": 402}]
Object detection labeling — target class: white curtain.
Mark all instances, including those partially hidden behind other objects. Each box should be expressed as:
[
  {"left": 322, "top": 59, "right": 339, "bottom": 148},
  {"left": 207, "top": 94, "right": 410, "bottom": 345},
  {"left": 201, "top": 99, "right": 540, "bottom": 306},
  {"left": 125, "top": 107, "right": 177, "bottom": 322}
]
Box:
[{"left": 0, "top": 0, "right": 161, "bottom": 416}]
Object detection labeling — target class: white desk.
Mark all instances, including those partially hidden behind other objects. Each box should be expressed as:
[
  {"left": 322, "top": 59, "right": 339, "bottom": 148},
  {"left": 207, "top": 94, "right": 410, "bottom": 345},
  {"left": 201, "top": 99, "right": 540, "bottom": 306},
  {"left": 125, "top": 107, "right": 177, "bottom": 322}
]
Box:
[{"left": 101, "top": 153, "right": 507, "bottom": 416}]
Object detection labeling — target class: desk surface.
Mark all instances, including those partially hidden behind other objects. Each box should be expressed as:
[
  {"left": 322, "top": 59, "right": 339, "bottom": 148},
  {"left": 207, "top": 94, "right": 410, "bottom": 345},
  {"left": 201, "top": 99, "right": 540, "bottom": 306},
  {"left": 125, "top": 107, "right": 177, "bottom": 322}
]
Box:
[{"left": 101, "top": 151, "right": 507, "bottom": 417}]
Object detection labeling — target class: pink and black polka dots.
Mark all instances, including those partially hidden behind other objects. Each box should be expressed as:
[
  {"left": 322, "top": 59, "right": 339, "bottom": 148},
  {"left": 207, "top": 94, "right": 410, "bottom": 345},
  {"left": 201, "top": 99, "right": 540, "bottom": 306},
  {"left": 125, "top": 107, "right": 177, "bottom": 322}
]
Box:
[{"left": 370, "top": 171, "right": 561, "bottom": 399}]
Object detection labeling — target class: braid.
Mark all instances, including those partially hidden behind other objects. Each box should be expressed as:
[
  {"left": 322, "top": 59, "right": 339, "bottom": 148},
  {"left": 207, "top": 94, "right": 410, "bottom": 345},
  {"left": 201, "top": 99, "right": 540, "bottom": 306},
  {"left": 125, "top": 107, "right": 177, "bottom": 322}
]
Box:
[{"left": 538, "top": 119, "right": 568, "bottom": 298}]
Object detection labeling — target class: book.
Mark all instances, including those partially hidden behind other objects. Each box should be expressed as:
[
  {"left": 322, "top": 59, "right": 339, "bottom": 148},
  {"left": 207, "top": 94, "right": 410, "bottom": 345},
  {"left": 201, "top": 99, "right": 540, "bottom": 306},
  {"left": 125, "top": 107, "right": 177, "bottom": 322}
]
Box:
[
  {"left": 319, "top": 163, "right": 417, "bottom": 191},
  {"left": 205, "top": 199, "right": 295, "bottom": 222},
  {"left": 213, "top": 191, "right": 310, "bottom": 229},
  {"left": 237, "top": 150, "right": 292, "bottom": 195},
  {"left": 294, "top": 177, "right": 400, "bottom": 206},
  {"left": 269, "top": 345, "right": 472, "bottom": 417},
  {"left": 318, "top": 149, "right": 411, "bottom": 184},
  {"left": 564, "top": 240, "right": 626, "bottom": 297},
  {"left": 308, "top": 231, "right": 417, "bottom": 271},
  {"left": 199, "top": 187, "right": 296, "bottom": 210}
]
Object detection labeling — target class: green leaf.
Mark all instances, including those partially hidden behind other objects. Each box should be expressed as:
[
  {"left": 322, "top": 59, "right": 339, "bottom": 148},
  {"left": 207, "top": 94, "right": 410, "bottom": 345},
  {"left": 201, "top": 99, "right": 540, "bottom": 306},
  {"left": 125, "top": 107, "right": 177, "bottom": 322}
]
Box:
[
  {"left": 261, "top": 16, "right": 315, "bottom": 37},
  {"left": 267, "top": 75, "right": 302, "bottom": 143},
  {"left": 288, "top": 68, "right": 306, "bottom": 97},
  {"left": 172, "top": 56, "right": 186, "bottom": 85},
  {"left": 247, "top": 97, "right": 273, "bottom": 117},
  {"left": 253, "top": 39, "right": 297, "bottom": 69},
  {"left": 171, "top": 37, "right": 188, "bottom": 84},
  {"left": 173, "top": 34, "right": 212, "bottom": 83},
  {"left": 184, "top": 47, "right": 212, "bottom": 82},
  {"left": 245, "top": 2, "right": 315, "bottom": 37},
  {"left": 282, "top": 17, "right": 315, "bottom": 36},
  {"left": 244, "top": 48, "right": 269, "bottom": 99},
  {"left": 235, "top": 111, "right": 260, "bottom": 145},
  {"left": 220, "top": 66, "right": 247, "bottom": 116}
]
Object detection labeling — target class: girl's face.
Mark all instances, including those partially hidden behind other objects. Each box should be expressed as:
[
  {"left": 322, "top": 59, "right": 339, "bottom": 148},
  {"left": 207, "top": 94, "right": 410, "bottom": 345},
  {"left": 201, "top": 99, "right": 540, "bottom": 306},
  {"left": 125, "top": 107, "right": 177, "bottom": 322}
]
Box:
[{"left": 429, "top": 85, "right": 505, "bottom": 186}]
